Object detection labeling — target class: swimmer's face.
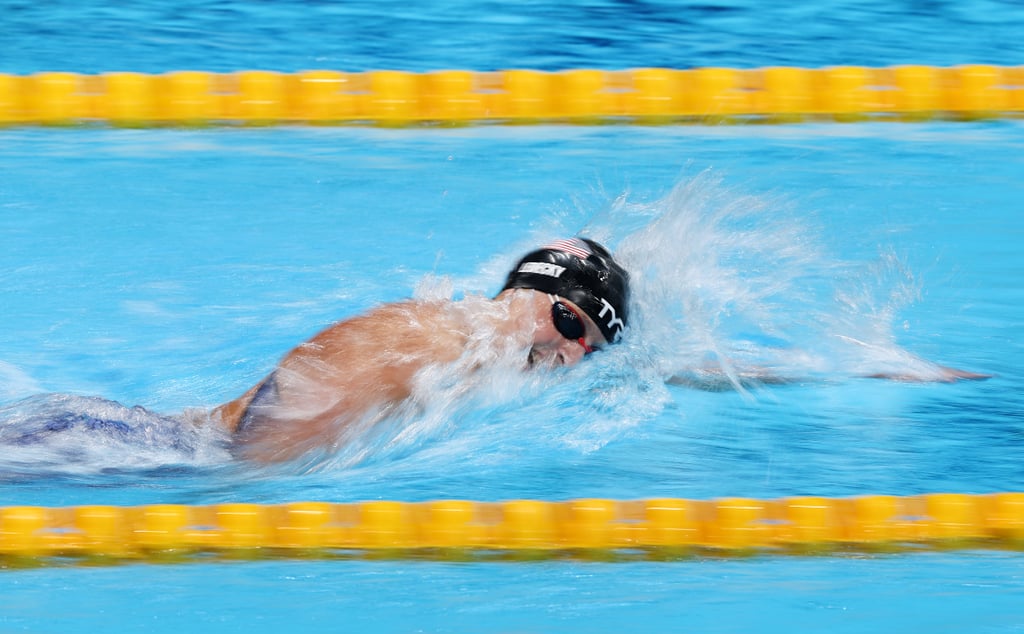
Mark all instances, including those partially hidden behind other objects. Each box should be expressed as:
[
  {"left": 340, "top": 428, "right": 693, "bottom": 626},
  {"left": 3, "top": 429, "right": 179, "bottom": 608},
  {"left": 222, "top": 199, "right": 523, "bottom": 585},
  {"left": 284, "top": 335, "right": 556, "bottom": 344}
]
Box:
[{"left": 527, "top": 297, "right": 607, "bottom": 368}]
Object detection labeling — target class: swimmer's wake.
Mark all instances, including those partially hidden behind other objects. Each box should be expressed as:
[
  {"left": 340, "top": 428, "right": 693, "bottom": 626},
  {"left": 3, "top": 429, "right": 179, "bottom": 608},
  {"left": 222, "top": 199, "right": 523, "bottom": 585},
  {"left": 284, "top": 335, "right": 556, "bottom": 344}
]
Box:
[
  {"left": 0, "top": 172, "right": 987, "bottom": 474},
  {"left": 0, "top": 393, "right": 227, "bottom": 476}
]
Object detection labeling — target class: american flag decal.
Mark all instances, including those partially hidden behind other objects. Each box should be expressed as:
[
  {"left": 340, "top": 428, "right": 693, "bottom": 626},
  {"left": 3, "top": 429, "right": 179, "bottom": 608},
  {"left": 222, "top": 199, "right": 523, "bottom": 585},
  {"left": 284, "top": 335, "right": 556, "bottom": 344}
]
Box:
[{"left": 545, "top": 238, "right": 592, "bottom": 260}]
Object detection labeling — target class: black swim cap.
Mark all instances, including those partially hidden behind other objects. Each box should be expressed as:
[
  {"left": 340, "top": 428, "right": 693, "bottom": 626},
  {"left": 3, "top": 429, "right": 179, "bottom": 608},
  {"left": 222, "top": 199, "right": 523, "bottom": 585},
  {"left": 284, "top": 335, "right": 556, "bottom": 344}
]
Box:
[{"left": 501, "top": 237, "right": 630, "bottom": 344}]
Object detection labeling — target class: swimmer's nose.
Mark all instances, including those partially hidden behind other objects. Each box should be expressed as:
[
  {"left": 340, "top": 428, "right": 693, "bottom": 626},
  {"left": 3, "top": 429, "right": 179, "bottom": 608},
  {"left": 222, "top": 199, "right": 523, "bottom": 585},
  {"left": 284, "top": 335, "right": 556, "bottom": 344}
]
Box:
[
  {"left": 527, "top": 340, "right": 586, "bottom": 369},
  {"left": 558, "top": 338, "right": 587, "bottom": 366}
]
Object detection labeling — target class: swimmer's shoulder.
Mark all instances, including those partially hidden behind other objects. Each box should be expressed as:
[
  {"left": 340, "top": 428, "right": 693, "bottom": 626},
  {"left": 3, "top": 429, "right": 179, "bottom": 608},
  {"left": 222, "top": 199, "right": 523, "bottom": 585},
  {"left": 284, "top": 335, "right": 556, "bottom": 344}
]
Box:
[{"left": 212, "top": 381, "right": 263, "bottom": 433}]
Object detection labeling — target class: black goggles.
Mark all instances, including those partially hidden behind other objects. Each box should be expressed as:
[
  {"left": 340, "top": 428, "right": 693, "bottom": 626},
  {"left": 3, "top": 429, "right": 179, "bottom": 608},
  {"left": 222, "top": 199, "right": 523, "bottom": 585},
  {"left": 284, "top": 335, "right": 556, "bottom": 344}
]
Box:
[{"left": 551, "top": 300, "right": 597, "bottom": 354}]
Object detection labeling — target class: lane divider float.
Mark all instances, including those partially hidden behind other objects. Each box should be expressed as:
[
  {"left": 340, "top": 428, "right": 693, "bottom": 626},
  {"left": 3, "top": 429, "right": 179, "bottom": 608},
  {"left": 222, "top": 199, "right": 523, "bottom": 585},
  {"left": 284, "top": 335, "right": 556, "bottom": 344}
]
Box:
[
  {"left": 2, "top": 493, "right": 1023, "bottom": 563},
  {"left": 1, "top": 65, "right": 1022, "bottom": 126}
]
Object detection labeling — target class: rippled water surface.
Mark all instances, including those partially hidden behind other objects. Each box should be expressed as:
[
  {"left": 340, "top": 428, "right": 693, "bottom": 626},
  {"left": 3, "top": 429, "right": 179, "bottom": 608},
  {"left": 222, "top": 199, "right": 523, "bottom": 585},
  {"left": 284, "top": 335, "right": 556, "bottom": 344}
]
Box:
[
  {"left": 3, "top": 0, "right": 1024, "bottom": 73},
  {"left": 2, "top": 2, "right": 1023, "bottom": 633}
]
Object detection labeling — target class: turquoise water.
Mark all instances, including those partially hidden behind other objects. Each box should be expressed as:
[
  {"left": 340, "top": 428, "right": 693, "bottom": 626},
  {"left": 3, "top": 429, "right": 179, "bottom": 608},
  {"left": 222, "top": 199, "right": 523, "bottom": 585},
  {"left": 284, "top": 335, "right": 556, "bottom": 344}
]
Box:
[{"left": 3, "top": 1, "right": 1024, "bottom": 633}]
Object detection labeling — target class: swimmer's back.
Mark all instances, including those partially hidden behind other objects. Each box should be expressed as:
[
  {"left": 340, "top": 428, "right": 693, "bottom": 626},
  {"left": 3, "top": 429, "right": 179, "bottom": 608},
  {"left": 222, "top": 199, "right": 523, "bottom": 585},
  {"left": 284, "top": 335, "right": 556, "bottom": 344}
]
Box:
[{"left": 213, "top": 299, "right": 474, "bottom": 460}]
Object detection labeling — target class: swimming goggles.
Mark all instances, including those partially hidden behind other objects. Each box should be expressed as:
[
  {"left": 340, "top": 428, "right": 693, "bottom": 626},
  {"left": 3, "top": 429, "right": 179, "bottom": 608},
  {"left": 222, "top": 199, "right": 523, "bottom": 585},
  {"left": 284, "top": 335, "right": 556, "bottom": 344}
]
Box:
[{"left": 550, "top": 298, "right": 597, "bottom": 354}]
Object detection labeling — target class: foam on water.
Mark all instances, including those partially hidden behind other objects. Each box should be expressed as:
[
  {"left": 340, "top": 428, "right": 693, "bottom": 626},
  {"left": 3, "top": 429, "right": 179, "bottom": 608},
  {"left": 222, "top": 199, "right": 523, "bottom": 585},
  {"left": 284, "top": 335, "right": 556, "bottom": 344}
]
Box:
[{"left": 0, "top": 393, "right": 230, "bottom": 478}]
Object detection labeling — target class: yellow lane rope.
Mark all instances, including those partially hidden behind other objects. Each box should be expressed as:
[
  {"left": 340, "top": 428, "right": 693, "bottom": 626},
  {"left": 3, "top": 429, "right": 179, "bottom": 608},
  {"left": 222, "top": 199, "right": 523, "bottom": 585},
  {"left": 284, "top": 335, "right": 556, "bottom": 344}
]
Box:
[
  {"left": 1, "top": 65, "right": 1022, "bottom": 126},
  {"left": 2, "top": 493, "right": 1023, "bottom": 563}
]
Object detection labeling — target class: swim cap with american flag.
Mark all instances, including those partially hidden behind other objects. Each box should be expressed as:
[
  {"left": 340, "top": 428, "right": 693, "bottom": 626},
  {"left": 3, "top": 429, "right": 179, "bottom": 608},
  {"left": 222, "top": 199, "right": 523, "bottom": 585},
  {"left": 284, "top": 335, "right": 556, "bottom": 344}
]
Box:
[
  {"left": 544, "top": 238, "right": 594, "bottom": 259},
  {"left": 501, "top": 237, "right": 630, "bottom": 344}
]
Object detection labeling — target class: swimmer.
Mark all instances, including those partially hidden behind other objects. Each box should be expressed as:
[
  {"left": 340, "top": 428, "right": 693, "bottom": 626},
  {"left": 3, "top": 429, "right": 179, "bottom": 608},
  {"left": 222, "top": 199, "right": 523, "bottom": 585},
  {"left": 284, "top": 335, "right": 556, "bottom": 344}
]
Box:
[
  {"left": 213, "top": 236, "right": 987, "bottom": 463},
  {"left": 214, "top": 238, "right": 630, "bottom": 462}
]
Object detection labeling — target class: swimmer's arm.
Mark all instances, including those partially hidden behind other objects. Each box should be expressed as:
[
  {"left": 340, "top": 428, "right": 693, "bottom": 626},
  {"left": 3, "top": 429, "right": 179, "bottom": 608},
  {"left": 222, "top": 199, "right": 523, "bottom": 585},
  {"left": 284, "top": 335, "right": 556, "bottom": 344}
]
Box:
[
  {"left": 667, "top": 362, "right": 990, "bottom": 390},
  {"left": 861, "top": 365, "right": 992, "bottom": 382},
  {"left": 666, "top": 363, "right": 802, "bottom": 391}
]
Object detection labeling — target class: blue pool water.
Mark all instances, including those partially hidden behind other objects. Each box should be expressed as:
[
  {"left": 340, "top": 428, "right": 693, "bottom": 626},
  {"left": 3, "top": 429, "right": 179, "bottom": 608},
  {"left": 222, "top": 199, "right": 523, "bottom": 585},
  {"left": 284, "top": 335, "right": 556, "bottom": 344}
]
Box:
[
  {"left": 3, "top": 0, "right": 1024, "bottom": 72},
  {"left": 3, "top": 1, "right": 1024, "bottom": 633}
]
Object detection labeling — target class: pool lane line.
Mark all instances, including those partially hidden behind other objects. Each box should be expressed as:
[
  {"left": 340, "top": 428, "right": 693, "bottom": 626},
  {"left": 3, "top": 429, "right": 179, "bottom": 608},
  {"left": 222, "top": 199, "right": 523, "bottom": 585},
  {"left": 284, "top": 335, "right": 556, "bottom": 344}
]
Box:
[
  {"left": 1, "top": 493, "right": 1023, "bottom": 563},
  {"left": 1, "top": 66, "right": 1022, "bottom": 126}
]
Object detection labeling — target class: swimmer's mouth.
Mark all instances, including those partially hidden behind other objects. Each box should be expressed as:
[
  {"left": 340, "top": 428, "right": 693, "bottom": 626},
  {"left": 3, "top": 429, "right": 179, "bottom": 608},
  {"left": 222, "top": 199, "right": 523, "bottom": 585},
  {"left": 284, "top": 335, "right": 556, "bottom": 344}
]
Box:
[{"left": 527, "top": 348, "right": 537, "bottom": 368}]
